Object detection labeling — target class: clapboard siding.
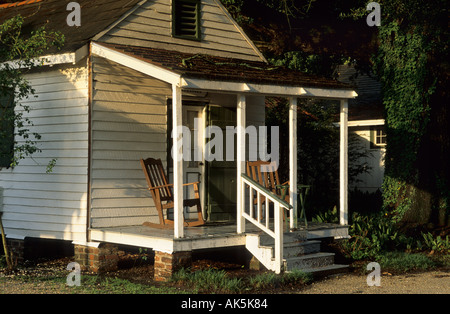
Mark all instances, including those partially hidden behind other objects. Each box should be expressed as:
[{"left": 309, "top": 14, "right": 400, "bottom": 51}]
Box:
[
  {"left": 91, "top": 57, "right": 171, "bottom": 228},
  {"left": 99, "top": 0, "right": 263, "bottom": 62},
  {"left": 0, "top": 64, "right": 89, "bottom": 241}
]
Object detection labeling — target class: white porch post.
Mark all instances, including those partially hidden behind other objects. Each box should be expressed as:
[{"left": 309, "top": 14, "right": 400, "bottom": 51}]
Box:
[
  {"left": 236, "top": 94, "right": 246, "bottom": 234},
  {"left": 289, "top": 97, "right": 298, "bottom": 230},
  {"left": 172, "top": 84, "right": 184, "bottom": 238},
  {"left": 339, "top": 99, "right": 349, "bottom": 226}
]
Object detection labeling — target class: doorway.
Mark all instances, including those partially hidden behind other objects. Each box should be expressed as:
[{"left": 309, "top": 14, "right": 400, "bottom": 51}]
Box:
[
  {"left": 205, "top": 105, "right": 237, "bottom": 222},
  {"left": 167, "top": 102, "right": 237, "bottom": 222}
]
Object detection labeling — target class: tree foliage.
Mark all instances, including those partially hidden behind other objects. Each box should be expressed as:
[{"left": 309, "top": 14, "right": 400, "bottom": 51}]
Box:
[
  {"left": 371, "top": 0, "right": 449, "bottom": 225},
  {"left": 0, "top": 15, "right": 64, "bottom": 168},
  {"left": 221, "top": 0, "right": 449, "bottom": 225}
]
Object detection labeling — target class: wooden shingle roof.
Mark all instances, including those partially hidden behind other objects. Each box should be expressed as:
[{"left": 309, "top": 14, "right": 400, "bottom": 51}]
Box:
[
  {"left": 0, "top": 0, "right": 141, "bottom": 53},
  {"left": 99, "top": 42, "right": 353, "bottom": 90}
]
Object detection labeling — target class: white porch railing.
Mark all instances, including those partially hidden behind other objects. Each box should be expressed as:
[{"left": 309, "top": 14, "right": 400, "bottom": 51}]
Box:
[{"left": 240, "top": 173, "right": 292, "bottom": 273}]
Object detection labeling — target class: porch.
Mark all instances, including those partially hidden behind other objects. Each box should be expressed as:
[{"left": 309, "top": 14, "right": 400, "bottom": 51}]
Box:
[
  {"left": 89, "top": 221, "right": 349, "bottom": 254},
  {"left": 85, "top": 42, "right": 357, "bottom": 278}
]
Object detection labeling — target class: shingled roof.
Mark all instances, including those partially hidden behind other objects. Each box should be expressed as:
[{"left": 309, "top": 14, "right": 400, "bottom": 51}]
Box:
[
  {"left": 0, "top": 0, "right": 141, "bottom": 53},
  {"left": 97, "top": 42, "right": 353, "bottom": 90},
  {"left": 1, "top": 0, "right": 354, "bottom": 92}
]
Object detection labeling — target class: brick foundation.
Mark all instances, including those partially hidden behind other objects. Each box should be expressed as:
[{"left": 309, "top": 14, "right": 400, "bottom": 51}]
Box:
[
  {"left": 74, "top": 243, "right": 118, "bottom": 273},
  {"left": 154, "top": 250, "right": 192, "bottom": 282},
  {"left": 6, "top": 238, "right": 25, "bottom": 266}
]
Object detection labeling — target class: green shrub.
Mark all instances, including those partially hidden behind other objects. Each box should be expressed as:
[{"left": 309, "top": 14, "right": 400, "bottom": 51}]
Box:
[
  {"left": 419, "top": 232, "right": 450, "bottom": 253},
  {"left": 311, "top": 206, "right": 338, "bottom": 223},
  {"left": 339, "top": 211, "right": 405, "bottom": 260}
]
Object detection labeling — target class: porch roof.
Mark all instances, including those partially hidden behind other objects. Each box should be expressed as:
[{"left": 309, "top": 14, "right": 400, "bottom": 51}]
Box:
[{"left": 92, "top": 42, "right": 358, "bottom": 99}]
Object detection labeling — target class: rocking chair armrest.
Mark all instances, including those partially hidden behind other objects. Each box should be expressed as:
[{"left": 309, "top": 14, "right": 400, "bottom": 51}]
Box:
[
  {"left": 148, "top": 183, "right": 173, "bottom": 191},
  {"left": 183, "top": 181, "right": 200, "bottom": 187},
  {"left": 148, "top": 182, "right": 200, "bottom": 190}
]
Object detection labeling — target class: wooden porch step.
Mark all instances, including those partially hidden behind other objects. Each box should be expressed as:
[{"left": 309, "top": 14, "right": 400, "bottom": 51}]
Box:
[
  {"left": 246, "top": 233, "right": 348, "bottom": 276},
  {"left": 293, "top": 264, "right": 349, "bottom": 277},
  {"left": 283, "top": 240, "right": 321, "bottom": 258},
  {"left": 259, "top": 230, "right": 308, "bottom": 246},
  {"left": 284, "top": 252, "right": 335, "bottom": 271}
]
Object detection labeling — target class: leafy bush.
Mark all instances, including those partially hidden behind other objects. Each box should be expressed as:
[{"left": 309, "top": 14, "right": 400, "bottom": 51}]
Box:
[
  {"left": 311, "top": 206, "right": 338, "bottom": 223},
  {"left": 419, "top": 232, "right": 450, "bottom": 254},
  {"left": 339, "top": 211, "right": 405, "bottom": 260},
  {"left": 339, "top": 208, "right": 449, "bottom": 261}
]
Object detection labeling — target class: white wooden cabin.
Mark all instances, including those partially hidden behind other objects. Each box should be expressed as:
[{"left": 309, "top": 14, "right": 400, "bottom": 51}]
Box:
[
  {"left": 0, "top": 0, "right": 357, "bottom": 276},
  {"left": 337, "top": 65, "right": 385, "bottom": 193}
]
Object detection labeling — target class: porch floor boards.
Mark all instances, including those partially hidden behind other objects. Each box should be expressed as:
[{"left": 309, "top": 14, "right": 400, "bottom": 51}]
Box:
[{"left": 89, "top": 221, "right": 348, "bottom": 252}]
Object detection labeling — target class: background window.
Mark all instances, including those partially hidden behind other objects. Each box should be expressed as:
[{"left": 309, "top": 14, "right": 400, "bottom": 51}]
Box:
[
  {"left": 370, "top": 126, "right": 386, "bottom": 148},
  {"left": 173, "top": 0, "right": 201, "bottom": 41}
]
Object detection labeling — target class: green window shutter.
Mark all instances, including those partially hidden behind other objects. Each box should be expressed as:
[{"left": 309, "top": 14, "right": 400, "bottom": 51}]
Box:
[
  {"left": 173, "top": 0, "right": 201, "bottom": 41},
  {"left": 0, "top": 89, "right": 15, "bottom": 168}
]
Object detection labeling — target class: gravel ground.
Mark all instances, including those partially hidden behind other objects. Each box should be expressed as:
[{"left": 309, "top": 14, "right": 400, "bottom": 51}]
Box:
[{"left": 301, "top": 270, "right": 450, "bottom": 294}]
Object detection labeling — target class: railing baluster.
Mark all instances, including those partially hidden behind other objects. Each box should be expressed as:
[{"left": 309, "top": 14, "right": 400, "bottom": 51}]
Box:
[
  {"left": 265, "top": 198, "right": 269, "bottom": 229},
  {"left": 257, "top": 192, "right": 261, "bottom": 223},
  {"left": 274, "top": 202, "right": 283, "bottom": 274},
  {"left": 249, "top": 186, "right": 253, "bottom": 218},
  {"left": 240, "top": 174, "right": 292, "bottom": 274}
]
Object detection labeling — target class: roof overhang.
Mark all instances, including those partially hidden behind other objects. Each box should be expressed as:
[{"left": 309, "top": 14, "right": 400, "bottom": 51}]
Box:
[
  {"left": 334, "top": 119, "right": 385, "bottom": 127},
  {"left": 91, "top": 42, "right": 358, "bottom": 99},
  {"left": 181, "top": 77, "right": 358, "bottom": 98},
  {"left": 0, "top": 44, "right": 88, "bottom": 70},
  {"left": 91, "top": 42, "right": 181, "bottom": 86}
]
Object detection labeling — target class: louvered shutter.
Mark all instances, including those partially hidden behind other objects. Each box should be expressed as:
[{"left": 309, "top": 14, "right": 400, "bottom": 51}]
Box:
[{"left": 173, "top": 0, "right": 201, "bottom": 40}]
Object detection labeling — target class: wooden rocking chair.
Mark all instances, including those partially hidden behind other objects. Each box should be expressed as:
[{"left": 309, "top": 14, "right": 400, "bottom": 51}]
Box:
[
  {"left": 140, "top": 158, "right": 205, "bottom": 229},
  {"left": 246, "top": 160, "right": 290, "bottom": 203},
  {"left": 246, "top": 160, "right": 290, "bottom": 224},
  {"left": 246, "top": 160, "right": 309, "bottom": 227}
]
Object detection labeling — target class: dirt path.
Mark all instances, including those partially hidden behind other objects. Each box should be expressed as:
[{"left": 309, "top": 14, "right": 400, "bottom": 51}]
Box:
[{"left": 301, "top": 270, "right": 450, "bottom": 294}]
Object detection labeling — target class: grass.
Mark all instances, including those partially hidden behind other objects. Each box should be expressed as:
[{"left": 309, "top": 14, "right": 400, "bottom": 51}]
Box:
[
  {"left": 171, "top": 268, "right": 243, "bottom": 293},
  {"left": 249, "top": 269, "right": 313, "bottom": 290},
  {"left": 171, "top": 267, "right": 312, "bottom": 293},
  {"left": 376, "top": 252, "right": 437, "bottom": 273}
]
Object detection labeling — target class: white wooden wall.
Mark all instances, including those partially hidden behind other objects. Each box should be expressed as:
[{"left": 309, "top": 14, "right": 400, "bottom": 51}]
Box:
[
  {"left": 90, "top": 57, "right": 171, "bottom": 228},
  {"left": 98, "top": 0, "right": 263, "bottom": 62},
  {"left": 0, "top": 63, "right": 89, "bottom": 241},
  {"left": 350, "top": 127, "right": 385, "bottom": 193}
]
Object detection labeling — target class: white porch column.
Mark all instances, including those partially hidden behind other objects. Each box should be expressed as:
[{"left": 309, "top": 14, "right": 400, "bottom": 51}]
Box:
[
  {"left": 289, "top": 97, "right": 298, "bottom": 230},
  {"left": 339, "top": 99, "right": 349, "bottom": 226},
  {"left": 236, "top": 94, "right": 246, "bottom": 234},
  {"left": 172, "top": 85, "right": 184, "bottom": 238}
]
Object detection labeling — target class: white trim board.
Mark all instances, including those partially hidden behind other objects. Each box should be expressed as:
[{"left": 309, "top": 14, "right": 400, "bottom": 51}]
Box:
[
  {"left": 0, "top": 45, "right": 88, "bottom": 69},
  {"left": 335, "top": 119, "right": 385, "bottom": 127},
  {"left": 182, "top": 78, "right": 358, "bottom": 99},
  {"left": 91, "top": 42, "right": 182, "bottom": 86}
]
